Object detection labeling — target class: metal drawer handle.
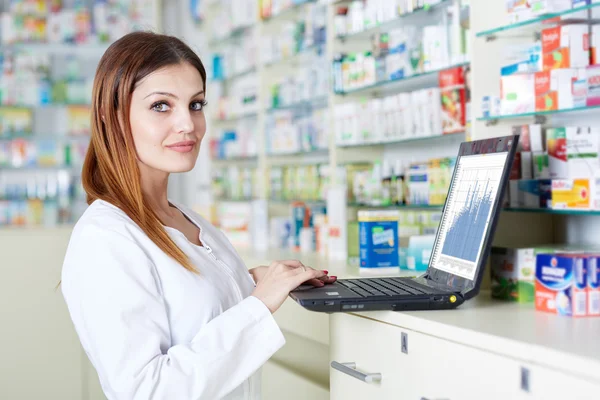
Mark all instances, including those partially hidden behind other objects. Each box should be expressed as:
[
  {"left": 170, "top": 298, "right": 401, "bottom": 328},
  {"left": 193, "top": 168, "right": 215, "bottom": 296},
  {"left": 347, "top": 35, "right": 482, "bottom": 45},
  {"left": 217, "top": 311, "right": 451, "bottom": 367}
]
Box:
[{"left": 331, "top": 361, "right": 382, "bottom": 384}]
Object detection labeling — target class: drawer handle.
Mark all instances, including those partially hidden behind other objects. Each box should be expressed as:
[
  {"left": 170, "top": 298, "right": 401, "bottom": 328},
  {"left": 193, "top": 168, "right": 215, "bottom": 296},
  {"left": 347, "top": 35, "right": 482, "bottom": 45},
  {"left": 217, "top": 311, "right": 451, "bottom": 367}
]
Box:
[{"left": 331, "top": 361, "right": 382, "bottom": 384}]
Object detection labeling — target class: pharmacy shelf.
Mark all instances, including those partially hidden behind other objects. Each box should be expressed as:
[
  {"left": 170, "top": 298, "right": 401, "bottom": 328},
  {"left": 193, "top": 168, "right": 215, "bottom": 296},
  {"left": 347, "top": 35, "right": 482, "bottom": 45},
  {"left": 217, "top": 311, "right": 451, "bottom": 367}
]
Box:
[
  {"left": 0, "top": 42, "right": 110, "bottom": 56},
  {"left": 336, "top": 61, "right": 470, "bottom": 96},
  {"left": 214, "top": 66, "right": 257, "bottom": 82},
  {"left": 209, "top": 23, "right": 255, "bottom": 46},
  {"left": 211, "top": 156, "right": 258, "bottom": 164},
  {"left": 0, "top": 165, "right": 77, "bottom": 171},
  {"left": 0, "top": 103, "right": 91, "bottom": 109},
  {"left": 477, "top": 105, "right": 600, "bottom": 123},
  {"left": 503, "top": 208, "right": 600, "bottom": 216},
  {"left": 336, "top": 0, "right": 451, "bottom": 41},
  {"left": 263, "top": 42, "right": 324, "bottom": 68},
  {"left": 476, "top": 3, "right": 600, "bottom": 39},
  {"left": 348, "top": 203, "right": 444, "bottom": 210},
  {"left": 337, "top": 131, "right": 465, "bottom": 149},
  {"left": 266, "top": 96, "right": 328, "bottom": 112},
  {"left": 212, "top": 112, "right": 258, "bottom": 123},
  {"left": 262, "top": 0, "right": 318, "bottom": 22},
  {"left": 269, "top": 198, "right": 326, "bottom": 205}
]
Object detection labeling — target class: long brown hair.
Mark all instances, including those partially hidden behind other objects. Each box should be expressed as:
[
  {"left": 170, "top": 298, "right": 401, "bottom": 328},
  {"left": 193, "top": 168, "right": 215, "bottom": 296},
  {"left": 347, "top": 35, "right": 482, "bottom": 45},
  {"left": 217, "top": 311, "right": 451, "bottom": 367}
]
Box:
[{"left": 82, "top": 31, "right": 206, "bottom": 273}]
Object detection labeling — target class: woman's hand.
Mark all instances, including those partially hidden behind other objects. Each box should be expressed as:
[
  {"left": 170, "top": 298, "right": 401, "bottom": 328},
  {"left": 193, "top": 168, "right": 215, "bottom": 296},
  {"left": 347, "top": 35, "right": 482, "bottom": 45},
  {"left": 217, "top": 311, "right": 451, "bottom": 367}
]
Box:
[{"left": 251, "top": 260, "right": 337, "bottom": 314}]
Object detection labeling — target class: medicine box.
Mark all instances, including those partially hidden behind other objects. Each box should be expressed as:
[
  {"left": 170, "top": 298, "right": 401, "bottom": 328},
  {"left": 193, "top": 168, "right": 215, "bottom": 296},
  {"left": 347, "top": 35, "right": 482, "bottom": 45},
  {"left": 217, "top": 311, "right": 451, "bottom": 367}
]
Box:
[
  {"left": 533, "top": 152, "right": 551, "bottom": 178},
  {"left": 551, "top": 178, "right": 597, "bottom": 209},
  {"left": 358, "top": 210, "right": 400, "bottom": 273},
  {"left": 491, "top": 245, "right": 562, "bottom": 302},
  {"left": 542, "top": 25, "right": 590, "bottom": 70},
  {"left": 438, "top": 67, "right": 466, "bottom": 134},
  {"left": 547, "top": 127, "right": 600, "bottom": 179},
  {"left": 592, "top": 25, "right": 600, "bottom": 66},
  {"left": 586, "top": 65, "right": 600, "bottom": 106},
  {"left": 530, "top": 0, "right": 572, "bottom": 15},
  {"left": 501, "top": 42, "right": 543, "bottom": 76},
  {"left": 534, "top": 69, "right": 587, "bottom": 111},
  {"left": 588, "top": 256, "right": 600, "bottom": 316},
  {"left": 535, "top": 253, "right": 589, "bottom": 317},
  {"left": 509, "top": 152, "right": 533, "bottom": 180},
  {"left": 500, "top": 74, "right": 536, "bottom": 115}
]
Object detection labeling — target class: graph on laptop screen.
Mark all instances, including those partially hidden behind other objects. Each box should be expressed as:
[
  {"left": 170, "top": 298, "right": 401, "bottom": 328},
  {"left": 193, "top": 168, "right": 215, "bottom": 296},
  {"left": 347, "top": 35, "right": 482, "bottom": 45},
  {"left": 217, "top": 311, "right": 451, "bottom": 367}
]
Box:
[{"left": 430, "top": 152, "right": 508, "bottom": 281}]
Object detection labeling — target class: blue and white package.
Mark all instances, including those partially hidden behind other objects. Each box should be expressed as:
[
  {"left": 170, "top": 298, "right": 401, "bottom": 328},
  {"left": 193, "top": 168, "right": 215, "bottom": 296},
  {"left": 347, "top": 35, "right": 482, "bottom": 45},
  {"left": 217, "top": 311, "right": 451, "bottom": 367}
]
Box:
[
  {"left": 501, "top": 43, "right": 542, "bottom": 76},
  {"left": 358, "top": 210, "right": 400, "bottom": 273}
]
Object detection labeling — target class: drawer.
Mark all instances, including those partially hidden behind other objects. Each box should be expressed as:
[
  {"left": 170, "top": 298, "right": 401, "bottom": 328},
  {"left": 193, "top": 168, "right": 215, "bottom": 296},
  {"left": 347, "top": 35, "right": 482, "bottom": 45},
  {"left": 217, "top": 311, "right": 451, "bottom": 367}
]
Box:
[
  {"left": 262, "top": 361, "right": 329, "bottom": 400},
  {"left": 274, "top": 298, "right": 329, "bottom": 345},
  {"left": 330, "top": 313, "right": 600, "bottom": 400}
]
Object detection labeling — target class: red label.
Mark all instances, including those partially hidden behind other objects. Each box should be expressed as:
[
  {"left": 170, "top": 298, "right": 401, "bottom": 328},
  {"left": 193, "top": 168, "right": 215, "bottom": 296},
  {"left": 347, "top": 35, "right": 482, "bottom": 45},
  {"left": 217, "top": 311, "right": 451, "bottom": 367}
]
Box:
[
  {"left": 535, "top": 71, "right": 551, "bottom": 95},
  {"left": 438, "top": 67, "right": 465, "bottom": 88},
  {"left": 542, "top": 26, "right": 561, "bottom": 54}
]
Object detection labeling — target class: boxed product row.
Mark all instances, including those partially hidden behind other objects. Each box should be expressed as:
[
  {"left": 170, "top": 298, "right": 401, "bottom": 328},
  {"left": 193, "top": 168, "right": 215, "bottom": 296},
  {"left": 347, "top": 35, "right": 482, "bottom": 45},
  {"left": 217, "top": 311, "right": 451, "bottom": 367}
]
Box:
[
  {"left": 1, "top": 51, "right": 96, "bottom": 107},
  {"left": 209, "top": 122, "right": 258, "bottom": 160},
  {"left": 0, "top": 107, "right": 33, "bottom": 135},
  {"left": 335, "top": 69, "right": 467, "bottom": 145},
  {"left": 353, "top": 210, "right": 442, "bottom": 274},
  {"left": 0, "top": 171, "right": 86, "bottom": 226},
  {"left": 347, "top": 157, "right": 456, "bottom": 207},
  {"left": 211, "top": 75, "right": 259, "bottom": 120},
  {"left": 508, "top": 178, "right": 600, "bottom": 210},
  {"left": 487, "top": 23, "right": 600, "bottom": 116},
  {"left": 506, "top": 0, "right": 600, "bottom": 24},
  {"left": 491, "top": 245, "right": 600, "bottom": 317},
  {"left": 267, "top": 53, "right": 329, "bottom": 109},
  {"left": 0, "top": 138, "right": 89, "bottom": 168},
  {"left": 269, "top": 165, "right": 330, "bottom": 202},
  {"left": 260, "top": 4, "right": 326, "bottom": 65},
  {"left": 211, "top": 166, "right": 258, "bottom": 201},
  {"left": 209, "top": 0, "right": 258, "bottom": 41},
  {"left": 268, "top": 200, "right": 328, "bottom": 254},
  {"left": 211, "top": 39, "right": 257, "bottom": 80},
  {"left": 510, "top": 124, "right": 600, "bottom": 181},
  {"left": 266, "top": 108, "right": 328, "bottom": 154},
  {"left": 1, "top": 0, "right": 158, "bottom": 45}
]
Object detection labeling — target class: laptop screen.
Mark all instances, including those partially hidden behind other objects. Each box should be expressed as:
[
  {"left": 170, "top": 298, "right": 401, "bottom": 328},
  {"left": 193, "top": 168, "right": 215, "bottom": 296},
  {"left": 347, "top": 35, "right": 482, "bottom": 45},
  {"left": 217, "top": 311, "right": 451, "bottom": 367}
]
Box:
[{"left": 425, "top": 136, "right": 518, "bottom": 297}]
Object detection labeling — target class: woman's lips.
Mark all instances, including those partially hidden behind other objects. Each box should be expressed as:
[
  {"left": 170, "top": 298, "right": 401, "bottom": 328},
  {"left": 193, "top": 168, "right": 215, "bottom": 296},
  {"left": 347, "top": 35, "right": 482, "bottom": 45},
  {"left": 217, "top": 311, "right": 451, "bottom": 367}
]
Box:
[{"left": 166, "top": 141, "right": 195, "bottom": 153}]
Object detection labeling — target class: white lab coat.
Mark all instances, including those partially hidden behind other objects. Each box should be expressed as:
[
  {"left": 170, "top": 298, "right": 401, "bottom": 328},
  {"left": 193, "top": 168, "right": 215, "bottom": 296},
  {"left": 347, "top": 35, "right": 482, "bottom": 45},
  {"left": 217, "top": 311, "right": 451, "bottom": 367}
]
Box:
[{"left": 61, "top": 199, "right": 285, "bottom": 400}]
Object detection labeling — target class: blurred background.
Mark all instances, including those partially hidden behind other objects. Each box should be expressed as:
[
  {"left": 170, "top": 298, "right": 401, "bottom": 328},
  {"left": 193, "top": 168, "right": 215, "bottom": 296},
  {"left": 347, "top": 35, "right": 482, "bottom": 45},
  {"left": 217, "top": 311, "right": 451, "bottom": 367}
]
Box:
[{"left": 2, "top": 0, "right": 600, "bottom": 399}]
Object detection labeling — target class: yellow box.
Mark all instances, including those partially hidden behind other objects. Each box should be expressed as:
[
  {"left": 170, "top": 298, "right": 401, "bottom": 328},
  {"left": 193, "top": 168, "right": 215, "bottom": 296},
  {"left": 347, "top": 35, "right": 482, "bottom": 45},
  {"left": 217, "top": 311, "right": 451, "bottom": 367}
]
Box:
[{"left": 551, "top": 179, "right": 592, "bottom": 210}]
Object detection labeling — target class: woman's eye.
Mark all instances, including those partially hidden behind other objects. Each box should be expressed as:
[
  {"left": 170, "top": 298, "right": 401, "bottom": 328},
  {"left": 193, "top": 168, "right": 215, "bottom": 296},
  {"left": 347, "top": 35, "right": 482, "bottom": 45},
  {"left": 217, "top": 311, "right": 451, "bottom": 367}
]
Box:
[
  {"left": 152, "top": 102, "right": 170, "bottom": 112},
  {"left": 190, "top": 100, "right": 207, "bottom": 111}
]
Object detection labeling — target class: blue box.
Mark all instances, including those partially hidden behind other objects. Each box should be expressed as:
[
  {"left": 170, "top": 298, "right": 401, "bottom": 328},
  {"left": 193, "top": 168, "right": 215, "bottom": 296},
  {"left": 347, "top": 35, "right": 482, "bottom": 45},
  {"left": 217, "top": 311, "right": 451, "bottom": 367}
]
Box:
[{"left": 359, "top": 211, "right": 400, "bottom": 270}]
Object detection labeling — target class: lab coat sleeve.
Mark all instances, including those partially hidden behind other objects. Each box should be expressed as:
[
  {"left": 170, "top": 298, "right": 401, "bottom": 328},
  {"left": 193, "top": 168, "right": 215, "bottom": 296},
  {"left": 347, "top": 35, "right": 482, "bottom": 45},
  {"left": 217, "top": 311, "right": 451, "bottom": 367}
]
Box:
[{"left": 61, "top": 224, "right": 285, "bottom": 400}]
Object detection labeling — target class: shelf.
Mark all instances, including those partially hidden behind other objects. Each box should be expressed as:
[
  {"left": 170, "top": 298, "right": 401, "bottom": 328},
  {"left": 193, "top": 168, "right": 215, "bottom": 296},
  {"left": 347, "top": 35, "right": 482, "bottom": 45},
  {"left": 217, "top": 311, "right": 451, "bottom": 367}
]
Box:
[
  {"left": 477, "top": 3, "right": 600, "bottom": 39},
  {"left": 263, "top": 42, "right": 324, "bottom": 68},
  {"left": 477, "top": 105, "right": 600, "bottom": 122},
  {"left": 211, "top": 156, "right": 258, "bottom": 163},
  {"left": 503, "top": 207, "right": 600, "bottom": 216},
  {"left": 0, "top": 134, "right": 90, "bottom": 141},
  {"left": 0, "top": 42, "right": 110, "bottom": 56},
  {"left": 349, "top": 203, "right": 444, "bottom": 210},
  {"left": 337, "top": 131, "right": 465, "bottom": 149},
  {"left": 336, "top": 62, "right": 470, "bottom": 96},
  {"left": 262, "top": 0, "right": 318, "bottom": 22},
  {"left": 0, "top": 165, "right": 77, "bottom": 171},
  {"left": 212, "top": 112, "right": 258, "bottom": 123},
  {"left": 214, "top": 66, "right": 257, "bottom": 82},
  {"left": 268, "top": 148, "right": 328, "bottom": 157},
  {"left": 0, "top": 103, "right": 91, "bottom": 108},
  {"left": 336, "top": 0, "right": 450, "bottom": 41},
  {"left": 266, "top": 96, "right": 328, "bottom": 112},
  {"left": 209, "top": 24, "right": 254, "bottom": 46}
]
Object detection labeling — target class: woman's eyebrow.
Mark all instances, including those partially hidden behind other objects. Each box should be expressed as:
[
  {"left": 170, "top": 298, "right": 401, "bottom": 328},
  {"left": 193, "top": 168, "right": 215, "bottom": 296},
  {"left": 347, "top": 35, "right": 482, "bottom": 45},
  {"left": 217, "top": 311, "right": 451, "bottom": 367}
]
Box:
[{"left": 144, "top": 90, "right": 205, "bottom": 100}]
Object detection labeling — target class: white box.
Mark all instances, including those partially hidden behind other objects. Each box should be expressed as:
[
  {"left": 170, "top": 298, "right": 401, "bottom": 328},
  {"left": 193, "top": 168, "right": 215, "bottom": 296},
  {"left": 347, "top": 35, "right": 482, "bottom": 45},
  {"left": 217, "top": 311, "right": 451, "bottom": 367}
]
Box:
[
  {"left": 530, "top": 0, "right": 572, "bottom": 15},
  {"left": 501, "top": 74, "right": 536, "bottom": 115},
  {"left": 547, "top": 127, "right": 600, "bottom": 178}
]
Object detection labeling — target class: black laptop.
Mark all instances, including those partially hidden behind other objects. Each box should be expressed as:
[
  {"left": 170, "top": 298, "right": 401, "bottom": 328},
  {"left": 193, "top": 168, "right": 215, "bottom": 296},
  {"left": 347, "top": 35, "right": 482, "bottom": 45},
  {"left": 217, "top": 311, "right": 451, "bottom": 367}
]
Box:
[{"left": 291, "top": 135, "right": 519, "bottom": 312}]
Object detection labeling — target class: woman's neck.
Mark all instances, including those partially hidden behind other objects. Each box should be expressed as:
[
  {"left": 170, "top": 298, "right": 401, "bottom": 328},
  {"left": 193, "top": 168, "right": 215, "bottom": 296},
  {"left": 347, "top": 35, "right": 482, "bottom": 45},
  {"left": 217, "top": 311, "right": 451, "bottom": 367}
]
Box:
[{"left": 139, "top": 166, "right": 173, "bottom": 218}]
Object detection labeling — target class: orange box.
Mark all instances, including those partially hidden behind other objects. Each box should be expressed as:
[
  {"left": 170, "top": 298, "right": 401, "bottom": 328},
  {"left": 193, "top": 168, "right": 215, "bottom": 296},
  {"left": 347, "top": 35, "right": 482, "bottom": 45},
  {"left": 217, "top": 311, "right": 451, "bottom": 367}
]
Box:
[
  {"left": 542, "top": 25, "right": 590, "bottom": 71},
  {"left": 534, "top": 69, "right": 587, "bottom": 111},
  {"left": 551, "top": 179, "right": 593, "bottom": 209}
]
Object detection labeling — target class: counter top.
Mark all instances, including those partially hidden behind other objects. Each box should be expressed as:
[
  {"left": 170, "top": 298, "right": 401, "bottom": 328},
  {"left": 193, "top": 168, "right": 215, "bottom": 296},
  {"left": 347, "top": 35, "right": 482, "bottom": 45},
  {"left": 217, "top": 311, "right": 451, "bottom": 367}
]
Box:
[{"left": 238, "top": 248, "right": 600, "bottom": 384}]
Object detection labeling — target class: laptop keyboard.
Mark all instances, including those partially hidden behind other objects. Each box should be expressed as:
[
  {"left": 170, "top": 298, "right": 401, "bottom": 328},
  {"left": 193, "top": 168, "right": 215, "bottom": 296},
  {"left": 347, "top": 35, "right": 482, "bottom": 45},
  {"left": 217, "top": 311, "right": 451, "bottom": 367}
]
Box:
[{"left": 338, "top": 278, "right": 430, "bottom": 298}]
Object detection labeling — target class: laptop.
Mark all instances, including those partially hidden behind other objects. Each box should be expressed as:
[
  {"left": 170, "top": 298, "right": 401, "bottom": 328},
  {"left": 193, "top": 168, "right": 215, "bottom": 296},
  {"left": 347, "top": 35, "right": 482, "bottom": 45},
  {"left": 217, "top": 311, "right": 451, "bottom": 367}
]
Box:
[{"left": 290, "top": 135, "right": 519, "bottom": 312}]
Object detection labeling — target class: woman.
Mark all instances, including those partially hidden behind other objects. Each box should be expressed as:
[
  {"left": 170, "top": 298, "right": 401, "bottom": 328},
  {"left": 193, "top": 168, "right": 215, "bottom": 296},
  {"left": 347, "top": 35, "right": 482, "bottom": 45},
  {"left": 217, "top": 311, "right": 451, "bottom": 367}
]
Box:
[{"left": 61, "top": 31, "right": 336, "bottom": 400}]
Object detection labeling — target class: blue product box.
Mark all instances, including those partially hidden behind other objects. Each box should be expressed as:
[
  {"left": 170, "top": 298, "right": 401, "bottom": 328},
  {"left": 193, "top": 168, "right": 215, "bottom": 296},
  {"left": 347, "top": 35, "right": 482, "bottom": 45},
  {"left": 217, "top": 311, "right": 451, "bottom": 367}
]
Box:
[
  {"left": 500, "top": 43, "right": 542, "bottom": 76},
  {"left": 359, "top": 210, "right": 400, "bottom": 270}
]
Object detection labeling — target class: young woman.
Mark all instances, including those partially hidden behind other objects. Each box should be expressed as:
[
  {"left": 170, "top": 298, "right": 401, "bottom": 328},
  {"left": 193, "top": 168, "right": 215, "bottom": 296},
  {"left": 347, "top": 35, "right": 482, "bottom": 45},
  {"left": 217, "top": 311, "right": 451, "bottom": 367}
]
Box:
[{"left": 61, "top": 31, "right": 336, "bottom": 400}]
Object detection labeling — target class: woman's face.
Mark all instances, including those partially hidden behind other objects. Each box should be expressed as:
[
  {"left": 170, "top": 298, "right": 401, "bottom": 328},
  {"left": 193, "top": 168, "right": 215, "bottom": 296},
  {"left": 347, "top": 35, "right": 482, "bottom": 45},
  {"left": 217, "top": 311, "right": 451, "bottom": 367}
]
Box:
[{"left": 129, "top": 62, "right": 206, "bottom": 175}]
